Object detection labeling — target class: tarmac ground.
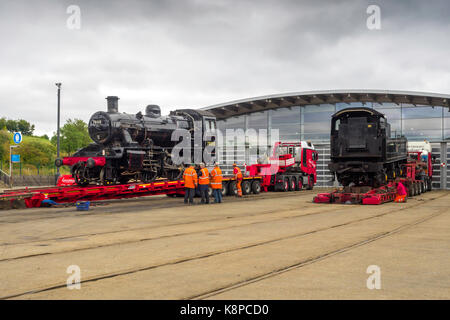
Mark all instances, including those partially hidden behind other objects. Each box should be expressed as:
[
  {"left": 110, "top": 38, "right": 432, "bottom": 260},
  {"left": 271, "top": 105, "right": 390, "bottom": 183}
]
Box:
[{"left": 0, "top": 188, "right": 448, "bottom": 299}]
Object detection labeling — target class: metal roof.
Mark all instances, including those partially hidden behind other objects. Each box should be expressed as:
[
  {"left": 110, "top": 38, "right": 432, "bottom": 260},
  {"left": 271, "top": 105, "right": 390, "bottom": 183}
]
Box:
[{"left": 201, "top": 89, "right": 450, "bottom": 120}]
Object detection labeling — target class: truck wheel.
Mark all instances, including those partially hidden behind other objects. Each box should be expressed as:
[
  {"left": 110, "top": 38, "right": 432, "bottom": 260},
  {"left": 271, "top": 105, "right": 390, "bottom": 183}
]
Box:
[
  {"left": 289, "top": 177, "right": 296, "bottom": 191},
  {"left": 221, "top": 182, "right": 228, "bottom": 196},
  {"left": 242, "top": 180, "right": 251, "bottom": 195},
  {"left": 229, "top": 181, "right": 238, "bottom": 196},
  {"left": 208, "top": 186, "right": 213, "bottom": 197},
  {"left": 427, "top": 178, "right": 432, "bottom": 191},
  {"left": 408, "top": 183, "right": 413, "bottom": 197},
  {"left": 306, "top": 175, "right": 314, "bottom": 190},
  {"left": 295, "top": 177, "right": 303, "bottom": 191},
  {"left": 251, "top": 180, "right": 261, "bottom": 194},
  {"left": 282, "top": 177, "right": 289, "bottom": 192}
]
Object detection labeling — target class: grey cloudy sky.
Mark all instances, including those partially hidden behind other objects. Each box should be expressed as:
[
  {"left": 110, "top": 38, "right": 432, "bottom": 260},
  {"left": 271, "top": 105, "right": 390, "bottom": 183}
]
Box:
[{"left": 0, "top": 0, "right": 449, "bottom": 135}]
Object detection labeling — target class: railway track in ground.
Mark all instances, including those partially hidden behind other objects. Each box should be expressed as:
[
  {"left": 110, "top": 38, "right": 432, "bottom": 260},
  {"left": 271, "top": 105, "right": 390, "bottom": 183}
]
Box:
[{"left": 1, "top": 192, "right": 446, "bottom": 300}]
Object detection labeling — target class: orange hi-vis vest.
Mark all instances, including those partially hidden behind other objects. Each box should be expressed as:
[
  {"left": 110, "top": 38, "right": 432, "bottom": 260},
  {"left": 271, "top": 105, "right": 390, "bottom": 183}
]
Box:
[
  {"left": 198, "top": 167, "right": 210, "bottom": 185},
  {"left": 233, "top": 166, "right": 243, "bottom": 180},
  {"left": 210, "top": 167, "right": 223, "bottom": 189},
  {"left": 183, "top": 166, "right": 198, "bottom": 188}
]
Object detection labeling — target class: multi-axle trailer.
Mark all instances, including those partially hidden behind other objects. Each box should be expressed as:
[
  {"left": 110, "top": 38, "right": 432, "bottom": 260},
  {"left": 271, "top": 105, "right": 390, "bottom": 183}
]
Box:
[{"left": 0, "top": 141, "right": 318, "bottom": 210}]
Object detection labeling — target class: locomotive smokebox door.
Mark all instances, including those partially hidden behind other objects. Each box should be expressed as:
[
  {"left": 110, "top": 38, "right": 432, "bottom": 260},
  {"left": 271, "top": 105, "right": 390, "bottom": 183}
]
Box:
[{"left": 127, "top": 150, "right": 145, "bottom": 170}]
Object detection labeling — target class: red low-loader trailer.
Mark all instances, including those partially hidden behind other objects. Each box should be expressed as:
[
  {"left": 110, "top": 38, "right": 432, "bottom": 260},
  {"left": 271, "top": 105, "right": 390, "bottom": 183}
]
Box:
[{"left": 314, "top": 141, "right": 435, "bottom": 205}]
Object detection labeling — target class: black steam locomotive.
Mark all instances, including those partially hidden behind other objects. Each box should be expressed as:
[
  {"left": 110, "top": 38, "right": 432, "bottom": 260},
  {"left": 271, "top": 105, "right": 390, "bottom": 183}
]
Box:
[
  {"left": 328, "top": 107, "right": 407, "bottom": 187},
  {"left": 56, "top": 96, "right": 217, "bottom": 186}
]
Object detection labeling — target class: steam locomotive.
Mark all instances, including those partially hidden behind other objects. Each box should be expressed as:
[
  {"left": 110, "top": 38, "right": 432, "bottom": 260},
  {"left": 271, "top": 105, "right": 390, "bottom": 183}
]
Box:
[
  {"left": 328, "top": 107, "right": 407, "bottom": 187},
  {"left": 56, "top": 96, "right": 217, "bottom": 186}
]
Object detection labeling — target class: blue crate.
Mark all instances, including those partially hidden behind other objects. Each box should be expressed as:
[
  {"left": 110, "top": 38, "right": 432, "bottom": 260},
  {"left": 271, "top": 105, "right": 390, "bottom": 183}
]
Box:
[{"left": 76, "top": 201, "right": 90, "bottom": 211}]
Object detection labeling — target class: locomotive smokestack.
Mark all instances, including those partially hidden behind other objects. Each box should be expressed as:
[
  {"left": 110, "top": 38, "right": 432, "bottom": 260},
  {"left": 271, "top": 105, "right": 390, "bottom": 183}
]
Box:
[{"left": 106, "top": 96, "right": 119, "bottom": 113}]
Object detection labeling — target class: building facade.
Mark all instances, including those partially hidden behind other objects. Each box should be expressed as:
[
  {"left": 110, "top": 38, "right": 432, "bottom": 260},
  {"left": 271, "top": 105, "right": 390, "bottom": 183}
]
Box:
[{"left": 202, "top": 90, "right": 450, "bottom": 189}]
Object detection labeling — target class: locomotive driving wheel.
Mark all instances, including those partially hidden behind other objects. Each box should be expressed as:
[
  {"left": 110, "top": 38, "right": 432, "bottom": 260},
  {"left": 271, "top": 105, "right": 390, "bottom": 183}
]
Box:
[
  {"left": 166, "top": 168, "right": 182, "bottom": 181},
  {"left": 141, "top": 169, "right": 158, "bottom": 183},
  {"left": 74, "top": 164, "right": 89, "bottom": 187}
]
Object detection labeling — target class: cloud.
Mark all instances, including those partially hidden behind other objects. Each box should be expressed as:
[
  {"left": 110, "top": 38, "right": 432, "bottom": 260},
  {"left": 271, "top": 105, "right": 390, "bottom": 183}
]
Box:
[{"left": 0, "top": 0, "right": 449, "bottom": 135}]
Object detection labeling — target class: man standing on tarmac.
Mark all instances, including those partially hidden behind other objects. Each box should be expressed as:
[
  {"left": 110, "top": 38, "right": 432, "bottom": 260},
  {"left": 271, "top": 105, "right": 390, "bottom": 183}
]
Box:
[
  {"left": 233, "top": 163, "right": 243, "bottom": 197},
  {"left": 198, "top": 162, "right": 210, "bottom": 204},
  {"left": 183, "top": 163, "right": 198, "bottom": 205},
  {"left": 210, "top": 162, "right": 223, "bottom": 203}
]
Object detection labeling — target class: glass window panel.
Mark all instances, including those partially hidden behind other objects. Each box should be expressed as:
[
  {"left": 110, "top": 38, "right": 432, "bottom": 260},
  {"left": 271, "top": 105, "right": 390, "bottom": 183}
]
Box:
[
  {"left": 372, "top": 102, "right": 400, "bottom": 109},
  {"left": 372, "top": 107, "right": 401, "bottom": 120},
  {"left": 248, "top": 111, "right": 268, "bottom": 130},
  {"left": 336, "top": 102, "right": 370, "bottom": 111},
  {"left": 402, "top": 118, "right": 442, "bottom": 140},
  {"left": 402, "top": 105, "right": 442, "bottom": 119},
  {"left": 303, "top": 104, "right": 334, "bottom": 142},
  {"left": 271, "top": 107, "right": 301, "bottom": 141}
]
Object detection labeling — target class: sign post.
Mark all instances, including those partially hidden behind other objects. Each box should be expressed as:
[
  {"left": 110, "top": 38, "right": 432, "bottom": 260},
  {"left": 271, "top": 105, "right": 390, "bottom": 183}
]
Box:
[{"left": 10, "top": 132, "right": 22, "bottom": 187}]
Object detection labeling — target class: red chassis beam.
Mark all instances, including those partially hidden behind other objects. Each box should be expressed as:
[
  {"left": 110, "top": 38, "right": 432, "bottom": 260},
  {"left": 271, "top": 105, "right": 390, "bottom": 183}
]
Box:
[{"left": 0, "top": 180, "right": 185, "bottom": 208}]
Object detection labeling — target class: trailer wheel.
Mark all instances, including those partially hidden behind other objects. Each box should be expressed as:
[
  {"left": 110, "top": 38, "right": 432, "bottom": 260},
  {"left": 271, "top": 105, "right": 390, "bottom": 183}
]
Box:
[
  {"left": 295, "top": 177, "right": 303, "bottom": 191},
  {"left": 229, "top": 181, "right": 238, "bottom": 196},
  {"left": 251, "top": 180, "right": 261, "bottom": 194},
  {"left": 242, "top": 180, "right": 251, "bottom": 195},
  {"left": 221, "top": 182, "right": 228, "bottom": 196},
  {"left": 427, "top": 177, "right": 432, "bottom": 191},
  {"left": 420, "top": 181, "right": 425, "bottom": 194}
]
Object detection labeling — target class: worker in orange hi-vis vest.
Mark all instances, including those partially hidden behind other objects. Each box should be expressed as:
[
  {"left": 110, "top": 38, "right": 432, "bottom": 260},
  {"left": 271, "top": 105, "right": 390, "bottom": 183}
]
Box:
[
  {"left": 183, "top": 163, "right": 198, "bottom": 205},
  {"left": 198, "top": 162, "right": 210, "bottom": 204},
  {"left": 233, "top": 163, "right": 243, "bottom": 197},
  {"left": 210, "top": 162, "right": 223, "bottom": 203}
]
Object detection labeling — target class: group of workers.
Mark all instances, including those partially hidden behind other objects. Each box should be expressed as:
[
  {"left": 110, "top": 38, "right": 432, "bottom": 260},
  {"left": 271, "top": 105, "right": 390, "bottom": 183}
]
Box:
[{"left": 182, "top": 162, "right": 243, "bottom": 205}]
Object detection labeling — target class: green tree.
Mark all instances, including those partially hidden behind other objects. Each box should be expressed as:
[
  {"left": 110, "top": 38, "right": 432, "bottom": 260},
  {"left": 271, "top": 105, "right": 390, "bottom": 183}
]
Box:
[
  {"left": 16, "top": 137, "right": 56, "bottom": 167},
  {"left": 0, "top": 129, "right": 10, "bottom": 162},
  {"left": 0, "top": 118, "right": 35, "bottom": 135},
  {"left": 16, "top": 119, "right": 35, "bottom": 136},
  {"left": 52, "top": 119, "right": 91, "bottom": 154}
]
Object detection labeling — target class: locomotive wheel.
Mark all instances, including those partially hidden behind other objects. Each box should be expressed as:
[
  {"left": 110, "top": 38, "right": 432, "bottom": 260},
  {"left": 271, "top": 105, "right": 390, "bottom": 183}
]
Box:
[
  {"left": 241, "top": 180, "right": 251, "bottom": 195},
  {"left": 142, "top": 170, "right": 158, "bottom": 183},
  {"left": 166, "top": 169, "right": 182, "bottom": 181},
  {"left": 74, "top": 165, "right": 89, "bottom": 187},
  {"left": 296, "top": 177, "right": 303, "bottom": 191},
  {"left": 289, "top": 177, "right": 296, "bottom": 191},
  {"left": 251, "top": 180, "right": 261, "bottom": 194}
]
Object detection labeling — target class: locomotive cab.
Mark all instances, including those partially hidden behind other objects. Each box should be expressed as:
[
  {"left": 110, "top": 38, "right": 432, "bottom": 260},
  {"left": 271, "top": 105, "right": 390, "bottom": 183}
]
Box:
[{"left": 329, "top": 107, "right": 407, "bottom": 187}]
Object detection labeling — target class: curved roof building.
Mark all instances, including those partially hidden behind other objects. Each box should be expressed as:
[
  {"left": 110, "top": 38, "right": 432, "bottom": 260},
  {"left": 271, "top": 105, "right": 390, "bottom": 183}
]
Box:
[{"left": 202, "top": 90, "right": 450, "bottom": 189}]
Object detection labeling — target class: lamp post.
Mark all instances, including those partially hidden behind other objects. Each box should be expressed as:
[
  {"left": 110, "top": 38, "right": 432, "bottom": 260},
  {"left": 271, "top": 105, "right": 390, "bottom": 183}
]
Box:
[{"left": 55, "top": 83, "right": 62, "bottom": 179}]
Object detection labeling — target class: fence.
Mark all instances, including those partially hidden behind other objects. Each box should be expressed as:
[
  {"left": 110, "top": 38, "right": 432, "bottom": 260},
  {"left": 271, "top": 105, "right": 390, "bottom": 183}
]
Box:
[{"left": 11, "top": 175, "right": 57, "bottom": 187}]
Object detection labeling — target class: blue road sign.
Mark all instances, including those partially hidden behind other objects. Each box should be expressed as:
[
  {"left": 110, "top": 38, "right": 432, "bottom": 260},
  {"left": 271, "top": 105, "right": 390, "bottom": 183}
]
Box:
[
  {"left": 13, "top": 132, "right": 22, "bottom": 144},
  {"left": 11, "top": 154, "right": 20, "bottom": 163}
]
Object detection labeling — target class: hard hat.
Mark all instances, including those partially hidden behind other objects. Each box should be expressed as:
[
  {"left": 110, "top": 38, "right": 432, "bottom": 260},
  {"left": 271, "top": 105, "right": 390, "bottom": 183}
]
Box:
[{"left": 233, "top": 163, "right": 237, "bottom": 166}]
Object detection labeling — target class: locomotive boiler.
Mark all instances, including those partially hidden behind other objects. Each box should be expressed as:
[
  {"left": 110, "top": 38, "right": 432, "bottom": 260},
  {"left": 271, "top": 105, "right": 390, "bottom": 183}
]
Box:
[
  {"left": 56, "top": 96, "right": 217, "bottom": 186},
  {"left": 328, "top": 107, "right": 407, "bottom": 187}
]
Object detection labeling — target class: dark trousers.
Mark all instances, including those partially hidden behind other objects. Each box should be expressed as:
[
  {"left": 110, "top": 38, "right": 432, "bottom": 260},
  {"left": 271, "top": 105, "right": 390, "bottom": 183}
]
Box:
[
  {"left": 213, "top": 188, "right": 222, "bottom": 203},
  {"left": 184, "top": 188, "right": 195, "bottom": 204},
  {"left": 198, "top": 184, "right": 210, "bottom": 204}
]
